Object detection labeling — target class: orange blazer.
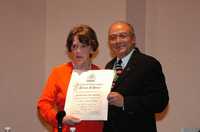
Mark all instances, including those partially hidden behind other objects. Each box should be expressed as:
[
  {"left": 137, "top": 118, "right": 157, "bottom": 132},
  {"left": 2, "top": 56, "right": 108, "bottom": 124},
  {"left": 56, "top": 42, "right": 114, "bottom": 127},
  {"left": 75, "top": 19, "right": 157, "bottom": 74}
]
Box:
[{"left": 37, "top": 62, "right": 103, "bottom": 132}]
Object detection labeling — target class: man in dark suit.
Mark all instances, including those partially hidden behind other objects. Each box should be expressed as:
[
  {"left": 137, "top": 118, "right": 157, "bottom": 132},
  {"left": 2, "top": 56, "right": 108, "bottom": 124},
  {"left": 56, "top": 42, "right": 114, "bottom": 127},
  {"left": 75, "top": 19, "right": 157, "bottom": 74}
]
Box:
[{"left": 103, "top": 21, "right": 169, "bottom": 132}]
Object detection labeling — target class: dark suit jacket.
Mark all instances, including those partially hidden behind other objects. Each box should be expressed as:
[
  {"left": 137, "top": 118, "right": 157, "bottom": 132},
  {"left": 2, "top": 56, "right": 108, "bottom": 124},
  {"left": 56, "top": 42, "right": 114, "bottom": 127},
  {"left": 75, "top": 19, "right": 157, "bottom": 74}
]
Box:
[{"left": 103, "top": 48, "right": 169, "bottom": 132}]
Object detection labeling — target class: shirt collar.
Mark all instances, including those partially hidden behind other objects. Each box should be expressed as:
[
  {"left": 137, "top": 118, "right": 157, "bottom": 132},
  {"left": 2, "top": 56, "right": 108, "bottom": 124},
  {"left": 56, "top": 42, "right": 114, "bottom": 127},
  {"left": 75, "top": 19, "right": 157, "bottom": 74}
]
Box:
[{"left": 116, "top": 48, "right": 135, "bottom": 69}]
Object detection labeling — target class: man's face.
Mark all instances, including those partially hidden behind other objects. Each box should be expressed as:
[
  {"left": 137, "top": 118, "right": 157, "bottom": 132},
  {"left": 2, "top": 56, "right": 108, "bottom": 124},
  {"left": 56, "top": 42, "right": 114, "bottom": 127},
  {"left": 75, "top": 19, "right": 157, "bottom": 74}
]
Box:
[{"left": 108, "top": 23, "right": 135, "bottom": 58}]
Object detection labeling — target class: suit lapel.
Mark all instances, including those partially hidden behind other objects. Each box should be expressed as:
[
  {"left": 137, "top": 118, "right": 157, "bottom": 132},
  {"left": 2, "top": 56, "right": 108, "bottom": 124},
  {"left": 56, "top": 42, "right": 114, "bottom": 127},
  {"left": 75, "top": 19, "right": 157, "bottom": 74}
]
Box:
[
  {"left": 115, "top": 49, "right": 140, "bottom": 87},
  {"left": 105, "top": 48, "right": 141, "bottom": 88},
  {"left": 106, "top": 58, "right": 116, "bottom": 69}
]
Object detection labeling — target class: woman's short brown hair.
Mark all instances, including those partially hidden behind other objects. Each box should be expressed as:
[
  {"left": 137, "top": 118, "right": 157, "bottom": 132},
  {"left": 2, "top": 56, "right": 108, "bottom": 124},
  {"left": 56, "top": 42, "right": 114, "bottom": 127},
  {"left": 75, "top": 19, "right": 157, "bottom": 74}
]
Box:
[{"left": 66, "top": 25, "right": 99, "bottom": 52}]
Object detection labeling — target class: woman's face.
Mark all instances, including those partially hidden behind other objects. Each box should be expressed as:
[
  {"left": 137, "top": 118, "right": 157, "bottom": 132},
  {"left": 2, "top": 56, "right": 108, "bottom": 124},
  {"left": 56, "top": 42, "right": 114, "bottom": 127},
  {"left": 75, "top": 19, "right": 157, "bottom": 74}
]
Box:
[{"left": 70, "top": 36, "right": 93, "bottom": 65}]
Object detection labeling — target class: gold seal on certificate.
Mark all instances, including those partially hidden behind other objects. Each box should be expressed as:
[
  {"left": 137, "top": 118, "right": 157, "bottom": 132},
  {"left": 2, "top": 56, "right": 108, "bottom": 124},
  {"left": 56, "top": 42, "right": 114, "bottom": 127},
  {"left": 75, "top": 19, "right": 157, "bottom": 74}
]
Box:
[{"left": 64, "top": 70, "right": 115, "bottom": 120}]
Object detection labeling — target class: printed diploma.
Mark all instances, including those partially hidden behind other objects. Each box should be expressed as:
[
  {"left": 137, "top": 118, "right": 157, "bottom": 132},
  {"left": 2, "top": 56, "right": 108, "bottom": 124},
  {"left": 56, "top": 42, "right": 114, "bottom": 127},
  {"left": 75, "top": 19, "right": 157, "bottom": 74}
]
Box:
[{"left": 64, "top": 70, "right": 115, "bottom": 120}]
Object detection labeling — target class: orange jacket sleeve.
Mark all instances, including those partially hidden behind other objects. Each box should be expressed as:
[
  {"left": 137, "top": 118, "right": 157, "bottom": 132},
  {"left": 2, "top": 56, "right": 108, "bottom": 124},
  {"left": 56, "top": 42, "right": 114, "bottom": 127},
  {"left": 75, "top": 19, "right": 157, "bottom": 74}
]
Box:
[
  {"left": 37, "top": 64, "right": 72, "bottom": 128},
  {"left": 37, "top": 68, "right": 59, "bottom": 127}
]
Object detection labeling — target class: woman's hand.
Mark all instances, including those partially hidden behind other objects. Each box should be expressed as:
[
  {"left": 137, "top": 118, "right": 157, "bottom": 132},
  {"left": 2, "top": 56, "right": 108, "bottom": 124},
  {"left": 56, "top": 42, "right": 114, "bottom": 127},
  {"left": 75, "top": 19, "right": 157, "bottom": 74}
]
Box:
[{"left": 62, "top": 115, "right": 81, "bottom": 125}]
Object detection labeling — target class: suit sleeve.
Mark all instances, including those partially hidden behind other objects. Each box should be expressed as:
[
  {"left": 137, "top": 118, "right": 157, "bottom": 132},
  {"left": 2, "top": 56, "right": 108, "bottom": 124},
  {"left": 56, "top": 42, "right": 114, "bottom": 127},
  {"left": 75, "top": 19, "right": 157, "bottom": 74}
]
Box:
[
  {"left": 37, "top": 69, "right": 58, "bottom": 127},
  {"left": 124, "top": 60, "right": 169, "bottom": 114}
]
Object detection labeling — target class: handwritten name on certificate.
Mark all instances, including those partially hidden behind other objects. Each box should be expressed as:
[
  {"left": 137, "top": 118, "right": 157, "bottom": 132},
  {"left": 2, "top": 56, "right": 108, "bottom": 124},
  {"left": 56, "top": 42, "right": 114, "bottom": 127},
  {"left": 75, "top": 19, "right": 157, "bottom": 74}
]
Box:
[{"left": 64, "top": 70, "right": 115, "bottom": 120}]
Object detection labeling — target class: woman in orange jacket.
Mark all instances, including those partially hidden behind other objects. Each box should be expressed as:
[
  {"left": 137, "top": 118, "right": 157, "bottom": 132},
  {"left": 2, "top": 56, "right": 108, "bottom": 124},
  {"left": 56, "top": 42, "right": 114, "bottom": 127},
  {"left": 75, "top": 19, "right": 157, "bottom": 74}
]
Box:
[{"left": 37, "top": 25, "right": 103, "bottom": 132}]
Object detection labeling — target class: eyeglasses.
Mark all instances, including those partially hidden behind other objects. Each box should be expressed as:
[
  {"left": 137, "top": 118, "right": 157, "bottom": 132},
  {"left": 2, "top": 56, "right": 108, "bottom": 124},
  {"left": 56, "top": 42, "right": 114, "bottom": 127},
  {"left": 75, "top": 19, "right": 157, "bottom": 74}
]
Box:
[
  {"left": 109, "top": 32, "right": 132, "bottom": 41},
  {"left": 71, "top": 44, "right": 89, "bottom": 51}
]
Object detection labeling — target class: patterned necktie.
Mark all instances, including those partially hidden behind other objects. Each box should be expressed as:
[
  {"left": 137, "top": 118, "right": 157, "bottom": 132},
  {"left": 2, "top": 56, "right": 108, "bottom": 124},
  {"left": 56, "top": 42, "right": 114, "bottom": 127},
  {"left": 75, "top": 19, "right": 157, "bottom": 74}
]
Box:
[
  {"left": 115, "top": 59, "right": 123, "bottom": 75},
  {"left": 112, "top": 59, "right": 123, "bottom": 89}
]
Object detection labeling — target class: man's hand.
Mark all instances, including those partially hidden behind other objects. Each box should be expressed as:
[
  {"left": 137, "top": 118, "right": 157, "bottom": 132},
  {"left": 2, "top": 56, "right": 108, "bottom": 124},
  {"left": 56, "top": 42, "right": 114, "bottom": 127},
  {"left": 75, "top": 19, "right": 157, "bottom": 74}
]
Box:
[{"left": 107, "top": 92, "right": 124, "bottom": 107}]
